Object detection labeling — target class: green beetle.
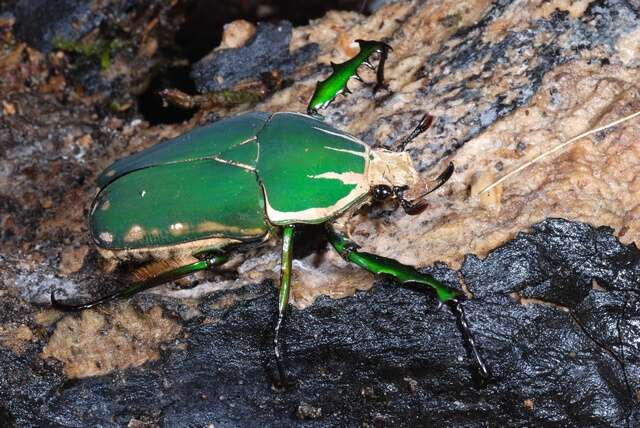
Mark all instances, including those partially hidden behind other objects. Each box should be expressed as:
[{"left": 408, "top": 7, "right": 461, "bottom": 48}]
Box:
[{"left": 52, "top": 40, "right": 488, "bottom": 384}]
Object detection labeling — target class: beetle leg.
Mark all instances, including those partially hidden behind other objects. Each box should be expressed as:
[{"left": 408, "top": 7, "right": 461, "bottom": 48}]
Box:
[
  {"left": 326, "top": 225, "right": 459, "bottom": 302},
  {"left": 50, "top": 253, "right": 228, "bottom": 310},
  {"left": 307, "top": 40, "right": 392, "bottom": 114},
  {"left": 325, "top": 225, "right": 490, "bottom": 380},
  {"left": 274, "top": 225, "right": 296, "bottom": 387}
]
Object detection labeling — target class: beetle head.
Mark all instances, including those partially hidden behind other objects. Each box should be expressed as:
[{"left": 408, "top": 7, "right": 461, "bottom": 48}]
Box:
[
  {"left": 368, "top": 112, "right": 454, "bottom": 215},
  {"left": 367, "top": 149, "right": 419, "bottom": 189},
  {"left": 367, "top": 149, "right": 422, "bottom": 213},
  {"left": 368, "top": 150, "right": 454, "bottom": 215}
]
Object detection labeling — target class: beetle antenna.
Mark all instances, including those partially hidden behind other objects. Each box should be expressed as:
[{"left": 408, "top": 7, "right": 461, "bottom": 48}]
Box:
[
  {"left": 393, "top": 113, "right": 434, "bottom": 152},
  {"left": 395, "top": 162, "right": 454, "bottom": 215}
]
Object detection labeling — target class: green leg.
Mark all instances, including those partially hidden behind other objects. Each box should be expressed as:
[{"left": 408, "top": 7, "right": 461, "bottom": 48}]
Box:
[
  {"left": 274, "top": 225, "right": 295, "bottom": 386},
  {"left": 325, "top": 225, "right": 490, "bottom": 380},
  {"left": 51, "top": 253, "right": 228, "bottom": 310},
  {"left": 307, "top": 40, "right": 392, "bottom": 114},
  {"left": 326, "top": 226, "right": 459, "bottom": 302}
]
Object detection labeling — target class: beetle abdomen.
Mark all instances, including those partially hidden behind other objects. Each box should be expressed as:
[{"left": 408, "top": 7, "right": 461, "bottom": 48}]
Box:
[{"left": 90, "top": 159, "right": 268, "bottom": 251}]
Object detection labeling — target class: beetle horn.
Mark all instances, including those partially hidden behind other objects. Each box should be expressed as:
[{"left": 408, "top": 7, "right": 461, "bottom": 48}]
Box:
[
  {"left": 395, "top": 162, "right": 454, "bottom": 215},
  {"left": 393, "top": 113, "right": 434, "bottom": 152}
]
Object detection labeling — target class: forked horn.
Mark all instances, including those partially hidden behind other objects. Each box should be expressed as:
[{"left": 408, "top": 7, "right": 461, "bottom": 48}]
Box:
[
  {"left": 393, "top": 113, "right": 434, "bottom": 152},
  {"left": 395, "top": 162, "right": 455, "bottom": 215}
]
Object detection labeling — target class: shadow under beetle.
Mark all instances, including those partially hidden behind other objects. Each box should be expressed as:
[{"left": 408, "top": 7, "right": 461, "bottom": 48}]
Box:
[{"left": 52, "top": 40, "right": 489, "bottom": 385}]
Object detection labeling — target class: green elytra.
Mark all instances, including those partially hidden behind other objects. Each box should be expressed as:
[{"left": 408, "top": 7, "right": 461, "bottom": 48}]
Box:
[
  {"left": 91, "top": 112, "right": 370, "bottom": 249},
  {"left": 52, "top": 40, "right": 489, "bottom": 385}
]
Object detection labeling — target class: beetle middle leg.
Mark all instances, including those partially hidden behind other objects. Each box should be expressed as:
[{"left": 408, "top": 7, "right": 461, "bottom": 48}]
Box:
[
  {"left": 51, "top": 252, "right": 228, "bottom": 310},
  {"left": 325, "top": 225, "right": 490, "bottom": 381},
  {"left": 273, "top": 225, "right": 295, "bottom": 387}
]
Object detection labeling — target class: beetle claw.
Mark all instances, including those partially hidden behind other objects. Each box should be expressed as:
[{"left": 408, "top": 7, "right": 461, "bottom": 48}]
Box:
[{"left": 372, "top": 81, "right": 389, "bottom": 94}]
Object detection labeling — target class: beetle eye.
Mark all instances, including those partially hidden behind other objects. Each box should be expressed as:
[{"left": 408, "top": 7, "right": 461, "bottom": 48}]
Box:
[{"left": 371, "top": 185, "right": 393, "bottom": 201}]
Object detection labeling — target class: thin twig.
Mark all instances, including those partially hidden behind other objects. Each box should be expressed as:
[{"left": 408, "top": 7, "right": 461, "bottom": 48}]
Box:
[{"left": 479, "top": 109, "right": 640, "bottom": 195}]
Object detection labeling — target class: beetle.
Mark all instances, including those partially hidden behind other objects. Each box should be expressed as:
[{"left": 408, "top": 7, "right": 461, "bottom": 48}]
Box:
[{"left": 52, "top": 40, "right": 488, "bottom": 384}]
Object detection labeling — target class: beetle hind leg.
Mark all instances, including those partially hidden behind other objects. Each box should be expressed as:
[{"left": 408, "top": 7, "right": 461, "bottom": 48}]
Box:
[
  {"left": 325, "top": 225, "right": 490, "bottom": 381},
  {"left": 51, "top": 253, "right": 228, "bottom": 310}
]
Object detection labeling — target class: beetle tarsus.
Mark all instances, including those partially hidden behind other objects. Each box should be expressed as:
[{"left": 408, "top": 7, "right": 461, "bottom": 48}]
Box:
[
  {"left": 370, "top": 42, "right": 391, "bottom": 94},
  {"left": 273, "top": 312, "right": 288, "bottom": 388},
  {"left": 50, "top": 288, "right": 119, "bottom": 311},
  {"left": 446, "top": 298, "right": 491, "bottom": 383}
]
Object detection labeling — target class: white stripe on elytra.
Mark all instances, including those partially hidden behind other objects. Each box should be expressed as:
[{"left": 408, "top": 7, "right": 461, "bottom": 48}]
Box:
[
  {"left": 212, "top": 156, "right": 255, "bottom": 171},
  {"left": 313, "top": 126, "right": 365, "bottom": 146},
  {"left": 263, "top": 184, "right": 369, "bottom": 224},
  {"left": 307, "top": 171, "right": 364, "bottom": 185},
  {"left": 254, "top": 138, "right": 260, "bottom": 164},
  {"left": 236, "top": 136, "right": 257, "bottom": 146},
  {"left": 323, "top": 146, "right": 366, "bottom": 158},
  {"left": 273, "top": 111, "right": 314, "bottom": 119}
]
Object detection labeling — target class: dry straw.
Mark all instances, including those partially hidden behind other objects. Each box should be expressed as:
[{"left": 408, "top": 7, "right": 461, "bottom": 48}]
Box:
[{"left": 479, "top": 109, "right": 640, "bottom": 195}]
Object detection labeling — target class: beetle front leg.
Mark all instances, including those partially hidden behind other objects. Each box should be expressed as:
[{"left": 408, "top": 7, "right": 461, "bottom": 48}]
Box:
[
  {"left": 307, "top": 40, "right": 392, "bottom": 114},
  {"left": 273, "top": 225, "right": 295, "bottom": 387},
  {"left": 325, "top": 225, "right": 490, "bottom": 380}
]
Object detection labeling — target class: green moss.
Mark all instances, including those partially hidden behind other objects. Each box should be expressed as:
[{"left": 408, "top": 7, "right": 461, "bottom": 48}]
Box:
[
  {"left": 52, "top": 37, "right": 99, "bottom": 56},
  {"left": 52, "top": 37, "right": 125, "bottom": 70},
  {"left": 220, "top": 90, "right": 263, "bottom": 105}
]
